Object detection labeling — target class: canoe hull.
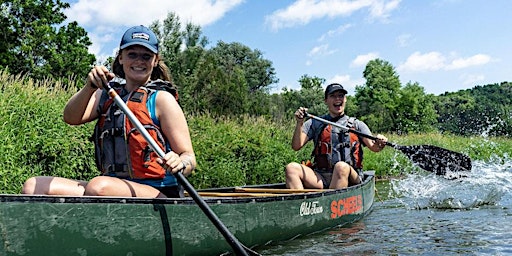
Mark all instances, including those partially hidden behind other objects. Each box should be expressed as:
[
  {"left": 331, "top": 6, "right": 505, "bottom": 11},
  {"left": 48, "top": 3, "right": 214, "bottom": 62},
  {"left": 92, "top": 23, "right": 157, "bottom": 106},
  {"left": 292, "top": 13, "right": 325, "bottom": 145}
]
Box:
[{"left": 0, "top": 172, "right": 375, "bottom": 255}]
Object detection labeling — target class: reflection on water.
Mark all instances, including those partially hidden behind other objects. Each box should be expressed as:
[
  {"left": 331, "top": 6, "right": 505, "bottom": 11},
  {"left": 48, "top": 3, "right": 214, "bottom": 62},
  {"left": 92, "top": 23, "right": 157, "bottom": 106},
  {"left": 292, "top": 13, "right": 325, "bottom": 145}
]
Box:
[
  {"left": 258, "top": 158, "right": 512, "bottom": 255},
  {"left": 330, "top": 221, "right": 367, "bottom": 246}
]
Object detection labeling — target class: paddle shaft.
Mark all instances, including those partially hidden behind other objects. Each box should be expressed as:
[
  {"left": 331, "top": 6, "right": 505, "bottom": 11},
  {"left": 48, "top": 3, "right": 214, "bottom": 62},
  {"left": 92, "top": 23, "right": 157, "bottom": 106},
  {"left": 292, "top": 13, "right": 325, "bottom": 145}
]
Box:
[
  {"left": 306, "top": 113, "right": 395, "bottom": 147},
  {"left": 103, "top": 83, "right": 250, "bottom": 256}
]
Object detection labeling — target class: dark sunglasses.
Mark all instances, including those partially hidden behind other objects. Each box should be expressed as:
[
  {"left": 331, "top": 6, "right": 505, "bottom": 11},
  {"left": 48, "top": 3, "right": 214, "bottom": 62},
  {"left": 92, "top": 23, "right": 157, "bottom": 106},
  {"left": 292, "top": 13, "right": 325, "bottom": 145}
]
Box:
[{"left": 126, "top": 52, "right": 154, "bottom": 61}]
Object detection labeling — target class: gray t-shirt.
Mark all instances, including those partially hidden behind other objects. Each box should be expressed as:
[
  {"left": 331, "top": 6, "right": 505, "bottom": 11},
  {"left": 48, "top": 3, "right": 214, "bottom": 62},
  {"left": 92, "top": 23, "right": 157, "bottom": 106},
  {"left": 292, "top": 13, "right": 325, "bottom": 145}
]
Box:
[{"left": 302, "top": 115, "right": 371, "bottom": 146}]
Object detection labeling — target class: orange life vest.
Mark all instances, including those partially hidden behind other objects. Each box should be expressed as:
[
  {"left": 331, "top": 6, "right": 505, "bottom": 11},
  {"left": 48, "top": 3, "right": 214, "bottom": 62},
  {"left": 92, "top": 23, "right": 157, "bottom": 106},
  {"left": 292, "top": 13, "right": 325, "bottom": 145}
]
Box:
[
  {"left": 312, "top": 116, "right": 363, "bottom": 170},
  {"left": 93, "top": 81, "right": 176, "bottom": 179}
]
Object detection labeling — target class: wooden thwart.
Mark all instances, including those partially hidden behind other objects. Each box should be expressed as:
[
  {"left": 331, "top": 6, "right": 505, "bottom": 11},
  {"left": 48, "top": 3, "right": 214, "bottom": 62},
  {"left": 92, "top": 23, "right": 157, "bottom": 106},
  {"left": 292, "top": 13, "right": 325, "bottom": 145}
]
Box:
[
  {"left": 186, "top": 187, "right": 333, "bottom": 198},
  {"left": 234, "top": 187, "right": 332, "bottom": 194},
  {"left": 192, "top": 192, "right": 283, "bottom": 197}
]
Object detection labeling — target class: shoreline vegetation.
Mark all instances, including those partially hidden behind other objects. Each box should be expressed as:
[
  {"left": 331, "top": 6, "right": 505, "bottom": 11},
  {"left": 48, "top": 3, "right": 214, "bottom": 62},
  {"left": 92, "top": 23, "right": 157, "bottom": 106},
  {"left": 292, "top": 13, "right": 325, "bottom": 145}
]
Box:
[{"left": 1, "top": 72, "right": 509, "bottom": 194}]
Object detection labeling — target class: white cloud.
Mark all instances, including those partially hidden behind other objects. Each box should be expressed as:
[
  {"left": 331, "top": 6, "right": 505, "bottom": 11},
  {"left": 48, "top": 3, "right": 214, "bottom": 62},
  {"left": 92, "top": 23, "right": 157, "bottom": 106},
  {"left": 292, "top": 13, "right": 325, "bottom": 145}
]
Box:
[
  {"left": 398, "top": 51, "right": 492, "bottom": 72},
  {"left": 318, "top": 23, "right": 353, "bottom": 41},
  {"left": 326, "top": 74, "right": 363, "bottom": 94},
  {"left": 64, "top": 0, "right": 243, "bottom": 55},
  {"left": 446, "top": 54, "right": 491, "bottom": 70},
  {"left": 398, "top": 51, "right": 446, "bottom": 72},
  {"left": 65, "top": 0, "right": 243, "bottom": 28},
  {"left": 86, "top": 31, "right": 117, "bottom": 56},
  {"left": 351, "top": 52, "right": 379, "bottom": 67},
  {"left": 327, "top": 74, "right": 351, "bottom": 85},
  {"left": 367, "top": 0, "right": 401, "bottom": 22},
  {"left": 265, "top": 0, "right": 401, "bottom": 32},
  {"left": 308, "top": 44, "right": 338, "bottom": 57}
]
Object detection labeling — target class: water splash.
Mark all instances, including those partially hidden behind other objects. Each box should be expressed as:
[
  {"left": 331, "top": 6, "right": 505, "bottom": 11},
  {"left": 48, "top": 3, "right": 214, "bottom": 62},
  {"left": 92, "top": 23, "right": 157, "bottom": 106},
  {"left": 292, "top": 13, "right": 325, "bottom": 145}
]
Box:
[{"left": 389, "top": 157, "right": 512, "bottom": 210}]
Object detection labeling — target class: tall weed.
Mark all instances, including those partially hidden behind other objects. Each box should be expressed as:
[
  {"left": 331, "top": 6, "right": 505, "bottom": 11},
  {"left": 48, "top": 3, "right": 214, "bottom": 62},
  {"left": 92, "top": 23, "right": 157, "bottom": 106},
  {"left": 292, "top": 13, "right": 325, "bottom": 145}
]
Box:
[{"left": 0, "top": 71, "right": 97, "bottom": 193}]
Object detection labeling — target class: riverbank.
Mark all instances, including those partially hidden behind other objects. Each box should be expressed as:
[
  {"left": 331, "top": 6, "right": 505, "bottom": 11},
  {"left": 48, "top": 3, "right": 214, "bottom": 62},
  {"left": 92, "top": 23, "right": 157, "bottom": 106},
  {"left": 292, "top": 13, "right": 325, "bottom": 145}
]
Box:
[{"left": 0, "top": 72, "right": 508, "bottom": 193}]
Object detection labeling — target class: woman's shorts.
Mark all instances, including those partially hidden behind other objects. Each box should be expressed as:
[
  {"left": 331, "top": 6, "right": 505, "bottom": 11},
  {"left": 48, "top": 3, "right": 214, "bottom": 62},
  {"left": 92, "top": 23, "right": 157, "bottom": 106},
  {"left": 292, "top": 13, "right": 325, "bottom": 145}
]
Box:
[{"left": 155, "top": 185, "right": 184, "bottom": 198}]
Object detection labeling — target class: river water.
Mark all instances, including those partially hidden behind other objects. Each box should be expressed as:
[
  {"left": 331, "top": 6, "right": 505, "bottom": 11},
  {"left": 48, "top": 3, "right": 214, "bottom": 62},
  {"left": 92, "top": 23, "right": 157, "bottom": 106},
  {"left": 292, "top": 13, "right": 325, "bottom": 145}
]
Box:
[{"left": 257, "top": 159, "right": 512, "bottom": 255}]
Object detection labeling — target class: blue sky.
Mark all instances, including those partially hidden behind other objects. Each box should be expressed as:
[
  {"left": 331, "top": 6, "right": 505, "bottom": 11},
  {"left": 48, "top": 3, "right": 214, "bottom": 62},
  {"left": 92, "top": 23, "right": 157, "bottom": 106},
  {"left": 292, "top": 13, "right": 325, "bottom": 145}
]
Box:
[{"left": 62, "top": 0, "right": 511, "bottom": 95}]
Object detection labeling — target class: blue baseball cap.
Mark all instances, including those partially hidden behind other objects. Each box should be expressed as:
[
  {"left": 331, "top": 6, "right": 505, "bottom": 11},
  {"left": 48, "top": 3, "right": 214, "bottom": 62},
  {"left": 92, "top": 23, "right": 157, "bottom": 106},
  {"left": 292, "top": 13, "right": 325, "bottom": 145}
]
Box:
[{"left": 119, "top": 25, "right": 158, "bottom": 53}]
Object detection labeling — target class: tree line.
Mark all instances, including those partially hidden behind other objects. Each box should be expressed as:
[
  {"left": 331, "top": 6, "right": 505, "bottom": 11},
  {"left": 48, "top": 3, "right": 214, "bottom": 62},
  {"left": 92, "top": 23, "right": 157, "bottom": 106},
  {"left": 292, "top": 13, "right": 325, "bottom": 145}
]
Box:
[{"left": 2, "top": 0, "right": 511, "bottom": 137}]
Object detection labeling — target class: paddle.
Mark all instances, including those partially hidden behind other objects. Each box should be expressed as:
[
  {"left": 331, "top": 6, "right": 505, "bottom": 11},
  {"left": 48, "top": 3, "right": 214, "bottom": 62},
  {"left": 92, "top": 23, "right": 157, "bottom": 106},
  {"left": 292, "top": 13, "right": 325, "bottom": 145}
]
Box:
[
  {"left": 306, "top": 113, "right": 472, "bottom": 175},
  {"left": 101, "top": 82, "right": 255, "bottom": 256}
]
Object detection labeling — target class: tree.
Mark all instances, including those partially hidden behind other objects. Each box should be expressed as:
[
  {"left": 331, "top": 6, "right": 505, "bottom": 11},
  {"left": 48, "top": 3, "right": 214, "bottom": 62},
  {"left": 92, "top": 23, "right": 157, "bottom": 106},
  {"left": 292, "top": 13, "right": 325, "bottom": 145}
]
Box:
[
  {"left": 152, "top": 12, "right": 277, "bottom": 117},
  {"left": 193, "top": 52, "right": 248, "bottom": 116},
  {"left": 184, "top": 41, "right": 278, "bottom": 116},
  {"left": 151, "top": 13, "right": 210, "bottom": 111},
  {"left": 150, "top": 13, "right": 209, "bottom": 84},
  {"left": 354, "top": 59, "right": 401, "bottom": 132},
  {"left": 395, "top": 82, "right": 437, "bottom": 133},
  {"left": 354, "top": 59, "right": 436, "bottom": 133},
  {"left": 175, "top": 23, "right": 209, "bottom": 107},
  {"left": 0, "top": 0, "right": 95, "bottom": 82},
  {"left": 435, "top": 92, "right": 476, "bottom": 135},
  {"left": 281, "top": 74, "right": 325, "bottom": 118},
  {"left": 151, "top": 13, "right": 182, "bottom": 79},
  {"left": 209, "top": 41, "right": 278, "bottom": 93}
]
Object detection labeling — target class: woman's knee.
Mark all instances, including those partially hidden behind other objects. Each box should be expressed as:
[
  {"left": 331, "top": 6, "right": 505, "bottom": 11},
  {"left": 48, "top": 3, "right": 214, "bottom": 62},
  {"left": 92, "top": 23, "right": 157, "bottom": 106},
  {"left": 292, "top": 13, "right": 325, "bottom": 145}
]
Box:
[
  {"left": 21, "top": 177, "right": 38, "bottom": 194},
  {"left": 84, "top": 176, "right": 112, "bottom": 196},
  {"left": 333, "top": 162, "right": 351, "bottom": 176},
  {"left": 285, "top": 162, "right": 302, "bottom": 176}
]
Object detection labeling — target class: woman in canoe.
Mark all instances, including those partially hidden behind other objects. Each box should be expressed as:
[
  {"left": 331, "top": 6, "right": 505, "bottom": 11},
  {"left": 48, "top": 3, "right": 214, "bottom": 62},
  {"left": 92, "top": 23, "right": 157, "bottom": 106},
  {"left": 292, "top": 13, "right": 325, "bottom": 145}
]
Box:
[
  {"left": 22, "top": 25, "right": 196, "bottom": 198},
  {"left": 285, "top": 83, "right": 387, "bottom": 190}
]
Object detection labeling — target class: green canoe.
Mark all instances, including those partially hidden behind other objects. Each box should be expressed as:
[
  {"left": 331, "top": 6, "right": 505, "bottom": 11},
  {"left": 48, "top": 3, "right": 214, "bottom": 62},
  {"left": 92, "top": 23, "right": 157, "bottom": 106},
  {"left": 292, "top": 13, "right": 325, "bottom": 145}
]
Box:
[{"left": 0, "top": 171, "right": 375, "bottom": 256}]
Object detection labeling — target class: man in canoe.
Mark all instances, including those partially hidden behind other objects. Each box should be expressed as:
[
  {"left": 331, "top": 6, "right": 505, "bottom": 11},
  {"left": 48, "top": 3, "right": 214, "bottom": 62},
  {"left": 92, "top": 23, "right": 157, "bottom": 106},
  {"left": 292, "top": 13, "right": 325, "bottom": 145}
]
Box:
[
  {"left": 22, "top": 25, "right": 196, "bottom": 198},
  {"left": 285, "top": 83, "right": 387, "bottom": 189}
]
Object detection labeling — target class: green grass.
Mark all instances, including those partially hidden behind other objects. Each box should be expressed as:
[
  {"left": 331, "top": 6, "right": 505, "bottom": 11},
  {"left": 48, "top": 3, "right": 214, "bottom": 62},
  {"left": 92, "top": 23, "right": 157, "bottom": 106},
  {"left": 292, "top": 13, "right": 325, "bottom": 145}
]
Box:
[{"left": 0, "top": 72, "right": 508, "bottom": 193}]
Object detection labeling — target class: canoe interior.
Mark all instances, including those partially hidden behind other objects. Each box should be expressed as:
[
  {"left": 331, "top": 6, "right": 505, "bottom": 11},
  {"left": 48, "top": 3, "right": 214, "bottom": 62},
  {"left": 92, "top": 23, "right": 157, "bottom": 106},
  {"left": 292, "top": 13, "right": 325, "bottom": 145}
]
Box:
[{"left": 0, "top": 171, "right": 375, "bottom": 256}]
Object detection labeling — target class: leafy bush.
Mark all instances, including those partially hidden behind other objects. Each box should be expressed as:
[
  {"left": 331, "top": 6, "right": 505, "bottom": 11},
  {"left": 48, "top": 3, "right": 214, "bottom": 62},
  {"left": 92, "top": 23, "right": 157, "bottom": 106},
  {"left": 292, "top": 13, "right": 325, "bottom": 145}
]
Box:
[{"left": 187, "top": 114, "right": 310, "bottom": 188}]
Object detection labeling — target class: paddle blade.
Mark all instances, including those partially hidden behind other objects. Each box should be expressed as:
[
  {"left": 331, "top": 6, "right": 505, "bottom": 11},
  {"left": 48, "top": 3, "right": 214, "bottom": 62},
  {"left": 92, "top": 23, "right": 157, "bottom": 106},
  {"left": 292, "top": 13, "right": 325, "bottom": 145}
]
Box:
[{"left": 395, "top": 145, "right": 472, "bottom": 175}]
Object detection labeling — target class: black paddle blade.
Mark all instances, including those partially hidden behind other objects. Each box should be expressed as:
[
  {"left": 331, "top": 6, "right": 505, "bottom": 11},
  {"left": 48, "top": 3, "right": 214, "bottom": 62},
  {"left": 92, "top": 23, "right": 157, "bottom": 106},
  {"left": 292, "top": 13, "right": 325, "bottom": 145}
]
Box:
[{"left": 394, "top": 145, "right": 472, "bottom": 175}]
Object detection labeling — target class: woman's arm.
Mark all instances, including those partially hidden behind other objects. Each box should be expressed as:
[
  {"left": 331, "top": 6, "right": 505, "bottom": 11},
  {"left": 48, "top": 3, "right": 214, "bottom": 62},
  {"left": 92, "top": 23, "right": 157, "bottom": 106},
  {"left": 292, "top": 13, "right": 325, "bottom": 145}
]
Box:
[
  {"left": 63, "top": 66, "right": 113, "bottom": 125},
  {"left": 63, "top": 86, "right": 102, "bottom": 125},
  {"left": 291, "top": 107, "right": 309, "bottom": 151},
  {"left": 362, "top": 134, "right": 387, "bottom": 152},
  {"left": 357, "top": 120, "right": 387, "bottom": 153},
  {"left": 155, "top": 91, "right": 197, "bottom": 176}
]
